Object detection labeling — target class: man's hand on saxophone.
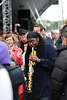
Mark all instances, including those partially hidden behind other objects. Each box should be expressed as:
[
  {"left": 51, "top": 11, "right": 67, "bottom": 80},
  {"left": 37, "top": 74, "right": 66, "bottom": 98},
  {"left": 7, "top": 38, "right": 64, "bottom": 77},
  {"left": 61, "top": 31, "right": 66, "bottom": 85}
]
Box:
[{"left": 30, "top": 56, "right": 40, "bottom": 63}]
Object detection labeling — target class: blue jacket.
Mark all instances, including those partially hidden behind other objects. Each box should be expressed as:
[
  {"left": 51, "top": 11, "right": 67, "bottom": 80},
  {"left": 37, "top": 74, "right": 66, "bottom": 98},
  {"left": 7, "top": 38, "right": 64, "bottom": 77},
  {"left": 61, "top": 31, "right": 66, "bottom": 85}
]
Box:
[
  {"left": 46, "top": 36, "right": 54, "bottom": 45},
  {"left": 24, "top": 43, "right": 57, "bottom": 100}
]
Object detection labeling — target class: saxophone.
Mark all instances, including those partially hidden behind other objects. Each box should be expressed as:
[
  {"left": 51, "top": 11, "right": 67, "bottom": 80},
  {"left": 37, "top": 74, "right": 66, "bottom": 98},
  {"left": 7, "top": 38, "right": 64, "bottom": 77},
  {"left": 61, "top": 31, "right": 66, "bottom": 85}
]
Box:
[{"left": 26, "top": 47, "right": 36, "bottom": 93}]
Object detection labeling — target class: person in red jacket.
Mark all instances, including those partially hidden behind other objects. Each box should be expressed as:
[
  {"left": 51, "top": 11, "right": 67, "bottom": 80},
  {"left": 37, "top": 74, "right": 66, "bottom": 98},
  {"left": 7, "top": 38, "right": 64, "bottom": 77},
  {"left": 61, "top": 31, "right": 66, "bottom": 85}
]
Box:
[{"left": 5, "top": 34, "right": 23, "bottom": 67}]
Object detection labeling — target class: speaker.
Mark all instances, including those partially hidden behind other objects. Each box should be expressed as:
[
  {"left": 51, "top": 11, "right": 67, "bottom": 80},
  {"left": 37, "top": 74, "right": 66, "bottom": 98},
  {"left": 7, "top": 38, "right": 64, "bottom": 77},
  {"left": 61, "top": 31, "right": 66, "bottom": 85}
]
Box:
[
  {"left": 18, "top": 10, "right": 30, "bottom": 19},
  {"left": 19, "top": 19, "right": 29, "bottom": 30}
]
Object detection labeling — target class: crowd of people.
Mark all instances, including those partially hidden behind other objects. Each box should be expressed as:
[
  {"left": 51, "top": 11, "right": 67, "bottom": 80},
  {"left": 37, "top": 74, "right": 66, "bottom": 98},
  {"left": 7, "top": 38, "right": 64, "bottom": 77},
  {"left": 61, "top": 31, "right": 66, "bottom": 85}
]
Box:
[{"left": 0, "top": 22, "right": 67, "bottom": 100}]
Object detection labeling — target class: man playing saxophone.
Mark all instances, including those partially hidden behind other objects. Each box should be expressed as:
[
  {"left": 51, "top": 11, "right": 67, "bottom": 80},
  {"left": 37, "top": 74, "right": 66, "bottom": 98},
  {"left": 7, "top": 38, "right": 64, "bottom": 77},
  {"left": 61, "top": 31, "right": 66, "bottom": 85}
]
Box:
[{"left": 24, "top": 31, "right": 57, "bottom": 100}]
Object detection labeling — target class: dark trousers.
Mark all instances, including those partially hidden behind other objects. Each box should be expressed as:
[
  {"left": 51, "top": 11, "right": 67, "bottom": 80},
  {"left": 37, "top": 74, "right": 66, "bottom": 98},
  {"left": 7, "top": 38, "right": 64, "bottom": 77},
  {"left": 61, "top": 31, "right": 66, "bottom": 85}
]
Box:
[{"left": 41, "top": 97, "right": 50, "bottom": 100}]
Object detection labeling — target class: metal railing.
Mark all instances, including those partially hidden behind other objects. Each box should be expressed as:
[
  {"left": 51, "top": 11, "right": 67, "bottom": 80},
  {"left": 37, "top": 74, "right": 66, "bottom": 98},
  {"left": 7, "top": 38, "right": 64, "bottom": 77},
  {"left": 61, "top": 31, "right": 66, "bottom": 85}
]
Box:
[{"left": 2, "top": 0, "right": 12, "bottom": 33}]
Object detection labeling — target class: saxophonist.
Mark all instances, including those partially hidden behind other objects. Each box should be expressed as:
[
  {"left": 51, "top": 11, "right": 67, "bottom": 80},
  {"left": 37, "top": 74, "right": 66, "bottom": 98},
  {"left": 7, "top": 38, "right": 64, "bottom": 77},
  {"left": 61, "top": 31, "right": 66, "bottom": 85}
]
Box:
[{"left": 24, "top": 31, "right": 57, "bottom": 100}]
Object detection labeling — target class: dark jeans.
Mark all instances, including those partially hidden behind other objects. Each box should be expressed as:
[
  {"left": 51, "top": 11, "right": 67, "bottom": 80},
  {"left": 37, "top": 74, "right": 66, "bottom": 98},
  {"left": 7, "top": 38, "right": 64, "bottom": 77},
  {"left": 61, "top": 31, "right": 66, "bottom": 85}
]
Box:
[{"left": 41, "top": 97, "right": 50, "bottom": 100}]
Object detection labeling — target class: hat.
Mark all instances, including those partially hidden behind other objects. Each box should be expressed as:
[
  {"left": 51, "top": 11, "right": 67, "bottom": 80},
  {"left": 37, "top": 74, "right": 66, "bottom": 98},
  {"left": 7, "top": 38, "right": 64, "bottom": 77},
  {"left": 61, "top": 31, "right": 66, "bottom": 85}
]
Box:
[
  {"left": 19, "top": 29, "right": 27, "bottom": 35},
  {"left": 0, "top": 41, "right": 11, "bottom": 65},
  {"left": 27, "top": 31, "right": 41, "bottom": 39}
]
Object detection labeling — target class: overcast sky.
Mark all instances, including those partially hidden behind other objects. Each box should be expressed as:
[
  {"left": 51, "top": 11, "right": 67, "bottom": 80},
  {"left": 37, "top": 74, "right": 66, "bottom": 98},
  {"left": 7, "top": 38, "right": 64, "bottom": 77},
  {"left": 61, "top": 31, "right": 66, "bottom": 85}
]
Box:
[{"left": 41, "top": 0, "right": 67, "bottom": 22}]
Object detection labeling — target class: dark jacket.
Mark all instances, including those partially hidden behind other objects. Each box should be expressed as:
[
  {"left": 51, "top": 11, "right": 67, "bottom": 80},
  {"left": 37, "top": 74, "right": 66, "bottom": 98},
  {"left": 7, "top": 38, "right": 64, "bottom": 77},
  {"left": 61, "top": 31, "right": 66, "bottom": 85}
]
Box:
[
  {"left": 3, "top": 63, "right": 25, "bottom": 100},
  {"left": 42, "top": 36, "right": 54, "bottom": 44},
  {"left": 24, "top": 43, "right": 57, "bottom": 100},
  {"left": 51, "top": 45, "right": 67, "bottom": 100},
  {"left": 46, "top": 36, "right": 54, "bottom": 45},
  {"left": 20, "top": 41, "right": 28, "bottom": 53}
]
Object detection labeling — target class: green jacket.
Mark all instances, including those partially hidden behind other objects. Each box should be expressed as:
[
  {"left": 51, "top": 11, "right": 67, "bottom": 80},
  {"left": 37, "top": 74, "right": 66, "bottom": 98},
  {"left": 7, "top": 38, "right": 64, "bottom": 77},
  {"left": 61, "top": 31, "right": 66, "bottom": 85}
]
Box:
[{"left": 55, "top": 36, "right": 62, "bottom": 50}]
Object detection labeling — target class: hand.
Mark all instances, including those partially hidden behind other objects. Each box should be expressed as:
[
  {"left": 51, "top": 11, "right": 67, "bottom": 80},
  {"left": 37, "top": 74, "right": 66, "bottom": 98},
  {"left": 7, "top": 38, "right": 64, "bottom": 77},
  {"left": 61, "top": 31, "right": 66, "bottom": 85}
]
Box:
[
  {"left": 9, "top": 50, "right": 14, "bottom": 58},
  {"left": 17, "top": 50, "right": 23, "bottom": 58},
  {"left": 30, "top": 56, "right": 40, "bottom": 63}
]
